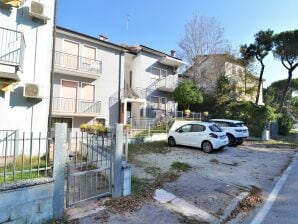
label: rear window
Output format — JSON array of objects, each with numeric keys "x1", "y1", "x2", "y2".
[
  {"x1": 235, "y1": 122, "x2": 245, "y2": 127},
  {"x1": 209, "y1": 124, "x2": 223, "y2": 132}
]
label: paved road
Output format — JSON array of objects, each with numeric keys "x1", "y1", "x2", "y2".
[{"x1": 258, "y1": 153, "x2": 298, "y2": 224}]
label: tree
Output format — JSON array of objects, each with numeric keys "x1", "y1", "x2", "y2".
[
  {"x1": 273, "y1": 30, "x2": 298, "y2": 111},
  {"x1": 179, "y1": 15, "x2": 231, "y2": 84},
  {"x1": 173, "y1": 80, "x2": 203, "y2": 110},
  {"x1": 240, "y1": 30, "x2": 273, "y2": 105}
]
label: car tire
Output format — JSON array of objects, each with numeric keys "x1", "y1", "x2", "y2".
[
  {"x1": 227, "y1": 134, "x2": 236, "y2": 146},
  {"x1": 236, "y1": 140, "x2": 243, "y2": 145},
  {"x1": 168, "y1": 137, "x2": 176, "y2": 147},
  {"x1": 202, "y1": 141, "x2": 213, "y2": 153}
]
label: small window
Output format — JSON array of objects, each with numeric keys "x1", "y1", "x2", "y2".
[
  {"x1": 177, "y1": 124, "x2": 192, "y2": 133},
  {"x1": 209, "y1": 124, "x2": 222, "y2": 132},
  {"x1": 151, "y1": 67, "x2": 160, "y2": 77},
  {"x1": 191, "y1": 124, "x2": 206, "y2": 132}
]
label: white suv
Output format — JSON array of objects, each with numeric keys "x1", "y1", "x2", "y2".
[{"x1": 209, "y1": 119, "x2": 249, "y2": 146}]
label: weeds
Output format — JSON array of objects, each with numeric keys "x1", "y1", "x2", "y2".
[{"x1": 171, "y1": 161, "x2": 192, "y2": 172}]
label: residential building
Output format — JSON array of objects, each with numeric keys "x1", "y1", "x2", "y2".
[
  {"x1": 183, "y1": 54, "x2": 264, "y2": 105},
  {"x1": 0, "y1": 0, "x2": 56, "y2": 134},
  {"x1": 120, "y1": 45, "x2": 184, "y2": 125},
  {"x1": 52, "y1": 27, "x2": 125, "y2": 132}
]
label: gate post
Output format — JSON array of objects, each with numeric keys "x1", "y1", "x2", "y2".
[
  {"x1": 112, "y1": 123, "x2": 123, "y2": 198},
  {"x1": 52, "y1": 123, "x2": 68, "y2": 218}
]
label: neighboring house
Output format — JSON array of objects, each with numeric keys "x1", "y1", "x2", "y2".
[
  {"x1": 183, "y1": 54, "x2": 264, "y2": 105},
  {"x1": 120, "y1": 45, "x2": 184, "y2": 125},
  {"x1": 0, "y1": 0, "x2": 56, "y2": 134},
  {"x1": 52, "y1": 27, "x2": 126, "y2": 132}
]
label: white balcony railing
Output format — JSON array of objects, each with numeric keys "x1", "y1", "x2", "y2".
[
  {"x1": 157, "y1": 75, "x2": 178, "y2": 92},
  {"x1": 0, "y1": 27, "x2": 25, "y2": 71},
  {"x1": 52, "y1": 97, "x2": 101, "y2": 115},
  {"x1": 54, "y1": 51, "x2": 102, "y2": 75}
]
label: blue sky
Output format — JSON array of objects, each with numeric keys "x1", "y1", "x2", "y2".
[{"x1": 56, "y1": 0, "x2": 298, "y2": 87}]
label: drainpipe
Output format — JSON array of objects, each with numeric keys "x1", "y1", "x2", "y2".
[
  {"x1": 47, "y1": 0, "x2": 58, "y2": 137},
  {"x1": 117, "y1": 51, "x2": 123, "y2": 123}
]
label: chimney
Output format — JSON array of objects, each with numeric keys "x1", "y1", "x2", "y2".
[
  {"x1": 99, "y1": 35, "x2": 109, "y2": 41},
  {"x1": 171, "y1": 50, "x2": 176, "y2": 57}
]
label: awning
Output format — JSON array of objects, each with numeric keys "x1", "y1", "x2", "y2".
[{"x1": 158, "y1": 56, "x2": 185, "y2": 67}]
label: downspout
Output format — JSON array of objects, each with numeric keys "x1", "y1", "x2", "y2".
[
  {"x1": 47, "y1": 0, "x2": 58, "y2": 136},
  {"x1": 117, "y1": 51, "x2": 123, "y2": 123}
]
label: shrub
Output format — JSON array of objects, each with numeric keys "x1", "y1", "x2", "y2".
[{"x1": 278, "y1": 114, "x2": 294, "y2": 136}]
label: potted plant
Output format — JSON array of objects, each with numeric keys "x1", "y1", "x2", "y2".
[{"x1": 80, "y1": 123, "x2": 88, "y2": 132}]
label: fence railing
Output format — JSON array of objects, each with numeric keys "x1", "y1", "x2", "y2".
[
  {"x1": 157, "y1": 75, "x2": 178, "y2": 90},
  {"x1": 0, "y1": 131, "x2": 53, "y2": 184},
  {"x1": 172, "y1": 111, "x2": 202, "y2": 120},
  {"x1": 0, "y1": 27, "x2": 25, "y2": 71},
  {"x1": 52, "y1": 97, "x2": 101, "y2": 114},
  {"x1": 55, "y1": 51, "x2": 102, "y2": 75}
]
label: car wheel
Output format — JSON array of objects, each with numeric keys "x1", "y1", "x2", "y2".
[
  {"x1": 236, "y1": 140, "x2": 243, "y2": 145},
  {"x1": 168, "y1": 137, "x2": 176, "y2": 147},
  {"x1": 202, "y1": 141, "x2": 213, "y2": 153},
  {"x1": 227, "y1": 134, "x2": 236, "y2": 146}
]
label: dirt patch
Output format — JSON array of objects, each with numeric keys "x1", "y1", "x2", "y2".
[
  {"x1": 223, "y1": 186, "x2": 263, "y2": 223},
  {"x1": 102, "y1": 171, "x2": 180, "y2": 214}
]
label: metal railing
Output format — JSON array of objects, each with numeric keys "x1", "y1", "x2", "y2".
[
  {"x1": 52, "y1": 97, "x2": 101, "y2": 114},
  {"x1": 54, "y1": 51, "x2": 102, "y2": 75},
  {"x1": 0, "y1": 131, "x2": 53, "y2": 183},
  {"x1": 0, "y1": 27, "x2": 25, "y2": 71},
  {"x1": 173, "y1": 111, "x2": 202, "y2": 120},
  {"x1": 157, "y1": 75, "x2": 178, "y2": 90}
]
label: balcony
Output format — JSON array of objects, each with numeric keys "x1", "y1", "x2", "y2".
[
  {"x1": 0, "y1": 27, "x2": 25, "y2": 82},
  {"x1": 157, "y1": 75, "x2": 178, "y2": 92},
  {"x1": 52, "y1": 97, "x2": 101, "y2": 117},
  {"x1": 54, "y1": 51, "x2": 102, "y2": 79}
]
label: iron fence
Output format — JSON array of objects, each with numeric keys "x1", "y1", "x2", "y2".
[
  {"x1": 55, "y1": 51, "x2": 102, "y2": 75},
  {"x1": 0, "y1": 131, "x2": 53, "y2": 184},
  {"x1": 66, "y1": 131, "x2": 114, "y2": 207},
  {"x1": 0, "y1": 27, "x2": 25, "y2": 71},
  {"x1": 52, "y1": 97, "x2": 101, "y2": 114}
]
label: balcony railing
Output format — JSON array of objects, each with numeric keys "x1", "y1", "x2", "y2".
[
  {"x1": 0, "y1": 27, "x2": 25, "y2": 71},
  {"x1": 157, "y1": 75, "x2": 178, "y2": 92},
  {"x1": 54, "y1": 51, "x2": 102, "y2": 75},
  {"x1": 52, "y1": 97, "x2": 101, "y2": 115}
]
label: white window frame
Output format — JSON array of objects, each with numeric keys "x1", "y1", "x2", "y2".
[{"x1": 151, "y1": 67, "x2": 167, "y2": 79}]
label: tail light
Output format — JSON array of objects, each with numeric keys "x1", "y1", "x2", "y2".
[{"x1": 209, "y1": 133, "x2": 218, "y2": 138}]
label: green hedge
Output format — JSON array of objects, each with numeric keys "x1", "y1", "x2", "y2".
[
  {"x1": 277, "y1": 115, "x2": 294, "y2": 136},
  {"x1": 219, "y1": 101, "x2": 276, "y2": 137}
]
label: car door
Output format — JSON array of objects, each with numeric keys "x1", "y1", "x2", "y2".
[
  {"x1": 174, "y1": 124, "x2": 192, "y2": 145},
  {"x1": 188, "y1": 124, "x2": 207, "y2": 147}
]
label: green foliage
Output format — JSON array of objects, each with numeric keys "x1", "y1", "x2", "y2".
[
  {"x1": 171, "y1": 162, "x2": 192, "y2": 172},
  {"x1": 80, "y1": 123, "x2": 107, "y2": 134},
  {"x1": 277, "y1": 114, "x2": 294, "y2": 136},
  {"x1": 174, "y1": 80, "x2": 203, "y2": 110},
  {"x1": 221, "y1": 101, "x2": 276, "y2": 137}
]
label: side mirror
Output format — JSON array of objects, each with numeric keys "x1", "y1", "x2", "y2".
[{"x1": 177, "y1": 129, "x2": 183, "y2": 133}]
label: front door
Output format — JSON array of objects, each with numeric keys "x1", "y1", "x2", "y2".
[{"x1": 61, "y1": 80, "x2": 78, "y2": 113}]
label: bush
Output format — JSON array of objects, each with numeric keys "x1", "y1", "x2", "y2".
[
  {"x1": 220, "y1": 101, "x2": 276, "y2": 137},
  {"x1": 278, "y1": 115, "x2": 294, "y2": 136}
]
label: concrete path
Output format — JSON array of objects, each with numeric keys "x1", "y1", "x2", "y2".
[{"x1": 251, "y1": 153, "x2": 298, "y2": 224}]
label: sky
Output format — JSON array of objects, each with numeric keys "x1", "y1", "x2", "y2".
[{"x1": 56, "y1": 0, "x2": 298, "y2": 87}]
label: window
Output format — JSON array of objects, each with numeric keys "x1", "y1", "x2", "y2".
[
  {"x1": 150, "y1": 96, "x2": 159, "y2": 109},
  {"x1": 191, "y1": 124, "x2": 206, "y2": 132},
  {"x1": 81, "y1": 83, "x2": 95, "y2": 102},
  {"x1": 209, "y1": 124, "x2": 222, "y2": 132},
  {"x1": 151, "y1": 67, "x2": 167, "y2": 79},
  {"x1": 177, "y1": 124, "x2": 192, "y2": 133}
]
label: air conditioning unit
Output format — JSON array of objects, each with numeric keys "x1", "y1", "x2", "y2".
[
  {"x1": 23, "y1": 83, "x2": 43, "y2": 99},
  {"x1": 29, "y1": 1, "x2": 50, "y2": 23}
]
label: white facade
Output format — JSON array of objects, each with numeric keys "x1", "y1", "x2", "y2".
[
  {"x1": 52, "y1": 27, "x2": 125, "y2": 132},
  {"x1": 0, "y1": 0, "x2": 56, "y2": 134}
]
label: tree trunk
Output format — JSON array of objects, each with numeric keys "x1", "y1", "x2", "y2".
[
  {"x1": 255, "y1": 62, "x2": 264, "y2": 105},
  {"x1": 278, "y1": 69, "x2": 293, "y2": 112}
]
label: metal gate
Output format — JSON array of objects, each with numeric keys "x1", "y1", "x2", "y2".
[{"x1": 65, "y1": 131, "x2": 114, "y2": 207}]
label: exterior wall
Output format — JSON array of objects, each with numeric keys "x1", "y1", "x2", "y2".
[
  {"x1": 0, "y1": 182, "x2": 54, "y2": 224},
  {"x1": 0, "y1": 0, "x2": 55, "y2": 134},
  {"x1": 54, "y1": 31, "x2": 124, "y2": 126}
]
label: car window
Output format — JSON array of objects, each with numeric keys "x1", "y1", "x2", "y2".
[
  {"x1": 215, "y1": 121, "x2": 228, "y2": 127},
  {"x1": 190, "y1": 124, "x2": 206, "y2": 132},
  {"x1": 235, "y1": 122, "x2": 245, "y2": 127},
  {"x1": 209, "y1": 124, "x2": 223, "y2": 132},
  {"x1": 177, "y1": 124, "x2": 192, "y2": 133}
]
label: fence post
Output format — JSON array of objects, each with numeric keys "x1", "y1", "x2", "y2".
[
  {"x1": 52, "y1": 123, "x2": 68, "y2": 219},
  {"x1": 112, "y1": 123, "x2": 124, "y2": 198},
  {"x1": 125, "y1": 129, "x2": 128, "y2": 162}
]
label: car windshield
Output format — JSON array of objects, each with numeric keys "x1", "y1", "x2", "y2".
[{"x1": 209, "y1": 124, "x2": 223, "y2": 132}]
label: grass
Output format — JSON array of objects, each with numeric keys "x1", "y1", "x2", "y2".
[
  {"x1": 131, "y1": 176, "x2": 150, "y2": 194},
  {"x1": 0, "y1": 155, "x2": 49, "y2": 184},
  {"x1": 144, "y1": 166, "x2": 161, "y2": 177},
  {"x1": 171, "y1": 161, "x2": 192, "y2": 172},
  {"x1": 128, "y1": 141, "x2": 170, "y2": 162},
  {"x1": 134, "y1": 128, "x2": 168, "y2": 137}
]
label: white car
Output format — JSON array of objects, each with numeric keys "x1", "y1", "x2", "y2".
[
  {"x1": 168, "y1": 121, "x2": 228, "y2": 153},
  {"x1": 209, "y1": 119, "x2": 249, "y2": 146}
]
